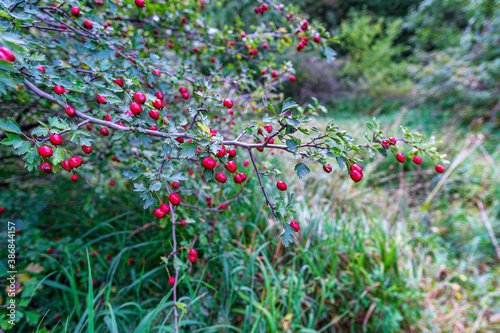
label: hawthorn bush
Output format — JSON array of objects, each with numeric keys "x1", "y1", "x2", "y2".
[{"x1": 1, "y1": 0, "x2": 448, "y2": 331}]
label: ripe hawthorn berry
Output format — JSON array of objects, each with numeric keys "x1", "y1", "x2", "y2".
[
  {"x1": 256, "y1": 142, "x2": 264, "y2": 152},
  {"x1": 234, "y1": 174, "x2": 243, "y2": 183},
  {"x1": 154, "y1": 208, "x2": 166, "y2": 218},
  {"x1": 276, "y1": 181, "x2": 287, "y2": 191},
  {"x1": 100, "y1": 127, "x2": 109, "y2": 136},
  {"x1": 130, "y1": 102, "x2": 142, "y2": 114},
  {"x1": 128, "y1": 258, "x2": 134, "y2": 265},
  {"x1": 150, "y1": 125, "x2": 157, "y2": 131},
  {"x1": 169, "y1": 193, "x2": 181, "y2": 205},
  {"x1": 40, "y1": 162, "x2": 52, "y2": 174},
  {"x1": 350, "y1": 164, "x2": 362, "y2": 173},
  {"x1": 223, "y1": 99, "x2": 233, "y2": 108},
  {"x1": 215, "y1": 172, "x2": 227, "y2": 183},
  {"x1": 225, "y1": 161, "x2": 237, "y2": 173},
  {"x1": 435, "y1": 164, "x2": 445, "y2": 173},
  {"x1": 172, "y1": 182, "x2": 179, "y2": 188},
  {"x1": 228, "y1": 148, "x2": 237, "y2": 158},
  {"x1": 349, "y1": 170, "x2": 363, "y2": 183},
  {"x1": 389, "y1": 137, "x2": 397, "y2": 144},
  {"x1": 133, "y1": 92, "x2": 146, "y2": 104},
  {"x1": 84, "y1": 20, "x2": 93, "y2": 29},
  {"x1": 180, "y1": 220, "x2": 187, "y2": 226},
  {"x1": 134, "y1": 0, "x2": 145, "y2": 7},
  {"x1": 71, "y1": 174, "x2": 78, "y2": 182},
  {"x1": 68, "y1": 156, "x2": 82, "y2": 168},
  {"x1": 53, "y1": 85, "x2": 64, "y2": 95},
  {"x1": 70, "y1": 6, "x2": 80, "y2": 16},
  {"x1": 61, "y1": 160, "x2": 72, "y2": 171},
  {"x1": 38, "y1": 145, "x2": 53, "y2": 158},
  {"x1": 104, "y1": 114, "x2": 112, "y2": 121},
  {"x1": 149, "y1": 109, "x2": 160, "y2": 119},
  {"x1": 114, "y1": 78, "x2": 124, "y2": 87},
  {"x1": 152, "y1": 99, "x2": 164, "y2": 110},
  {"x1": 49, "y1": 134, "x2": 62, "y2": 145},
  {"x1": 216, "y1": 145, "x2": 226, "y2": 157},
  {"x1": 152, "y1": 69, "x2": 161, "y2": 76},
  {"x1": 97, "y1": 95, "x2": 106, "y2": 104},
  {"x1": 155, "y1": 91, "x2": 164, "y2": 99},
  {"x1": 110, "y1": 181, "x2": 115, "y2": 186},
  {"x1": 323, "y1": 163, "x2": 332, "y2": 173},
  {"x1": 202, "y1": 157, "x2": 216, "y2": 170},
  {"x1": 188, "y1": 255, "x2": 197, "y2": 263},
  {"x1": 239, "y1": 173, "x2": 247, "y2": 181},
  {"x1": 47, "y1": 247, "x2": 54, "y2": 254},
  {"x1": 0, "y1": 47, "x2": 15, "y2": 61},
  {"x1": 168, "y1": 277, "x2": 175, "y2": 285},
  {"x1": 396, "y1": 153, "x2": 406, "y2": 163},
  {"x1": 243, "y1": 160, "x2": 249, "y2": 167},
  {"x1": 290, "y1": 75, "x2": 296, "y2": 81},
  {"x1": 290, "y1": 221, "x2": 300, "y2": 232},
  {"x1": 65, "y1": 107, "x2": 76, "y2": 117},
  {"x1": 160, "y1": 203, "x2": 170, "y2": 214},
  {"x1": 189, "y1": 249, "x2": 198, "y2": 256},
  {"x1": 412, "y1": 156, "x2": 422, "y2": 165}
]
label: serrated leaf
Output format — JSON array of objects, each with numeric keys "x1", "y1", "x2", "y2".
[
  {"x1": 0, "y1": 118, "x2": 22, "y2": 134},
  {"x1": 280, "y1": 222, "x2": 296, "y2": 247},
  {"x1": 31, "y1": 127, "x2": 48, "y2": 137},
  {"x1": 52, "y1": 148, "x2": 65, "y2": 165},
  {"x1": 180, "y1": 142, "x2": 197, "y2": 159},
  {"x1": 149, "y1": 182, "x2": 162, "y2": 192},
  {"x1": 197, "y1": 121, "x2": 210, "y2": 135},
  {"x1": 286, "y1": 139, "x2": 298, "y2": 152},
  {"x1": 294, "y1": 163, "x2": 310, "y2": 179}
]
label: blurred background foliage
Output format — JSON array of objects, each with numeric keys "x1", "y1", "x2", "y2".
[{"x1": 1, "y1": 0, "x2": 499, "y2": 332}]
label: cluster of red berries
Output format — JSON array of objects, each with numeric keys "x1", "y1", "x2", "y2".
[
  {"x1": 349, "y1": 163, "x2": 363, "y2": 183},
  {"x1": 153, "y1": 193, "x2": 181, "y2": 219},
  {"x1": 188, "y1": 248, "x2": 198, "y2": 263},
  {"x1": 253, "y1": 3, "x2": 268, "y2": 14}
]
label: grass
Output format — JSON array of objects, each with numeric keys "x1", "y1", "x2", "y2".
[{"x1": 0, "y1": 98, "x2": 499, "y2": 332}]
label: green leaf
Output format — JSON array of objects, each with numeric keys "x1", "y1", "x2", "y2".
[
  {"x1": 52, "y1": 148, "x2": 65, "y2": 165},
  {"x1": 280, "y1": 222, "x2": 297, "y2": 247},
  {"x1": 294, "y1": 163, "x2": 310, "y2": 179},
  {"x1": 149, "y1": 182, "x2": 161, "y2": 192},
  {"x1": 179, "y1": 142, "x2": 197, "y2": 159},
  {"x1": 266, "y1": 100, "x2": 276, "y2": 116},
  {"x1": 31, "y1": 127, "x2": 49, "y2": 137},
  {"x1": 281, "y1": 98, "x2": 298, "y2": 114},
  {"x1": 0, "y1": 118, "x2": 22, "y2": 134},
  {"x1": 285, "y1": 139, "x2": 298, "y2": 152}
]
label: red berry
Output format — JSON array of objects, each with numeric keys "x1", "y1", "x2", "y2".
[
  {"x1": 243, "y1": 160, "x2": 249, "y2": 167},
  {"x1": 349, "y1": 170, "x2": 363, "y2": 183},
  {"x1": 290, "y1": 75, "x2": 296, "y2": 81},
  {"x1": 38, "y1": 65, "x2": 45, "y2": 73},
  {"x1": 109, "y1": 181, "x2": 115, "y2": 186},
  {"x1": 202, "y1": 157, "x2": 216, "y2": 170},
  {"x1": 256, "y1": 142, "x2": 264, "y2": 152},
  {"x1": 181, "y1": 92, "x2": 189, "y2": 100},
  {"x1": 38, "y1": 145, "x2": 53, "y2": 158},
  {"x1": 61, "y1": 160, "x2": 72, "y2": 171},
  {"x1": 172, "y1": 182, "x2": 179, "y2": 188},
  {"x1": 215, "y1": 172, "x2": 227, "y2": 183},
  {"x1": 133, "y1": 92, "x2": 146, "y2": 104},
  {"x1": 216, "y1": 145, "x2": 226, "y2": 157},
  {"x1": 128, "y1": 258, "x2": 134, "y2": 265},
  {"x1": 71, "y1": 174, "x2": 78, "y2": 182},
  {"x1": 149, "y1": 110, "x2": 160, "y2": 119},
  {"x1": 65, "y1": 107, "x2": 76, "y2": 117},
  {"x1": 152, "y1": 69, "x2": 161, "y2": 76},
  {"x1": 154, "y1": 208, "x2": 166, "y2": 218},
  {"x1": 152, "y1": 99, "x2": 164, "y2": 110},
  {"x1": 223, "y1": 99, "x2": 233, "y2": 108},
  {"x1": 189, "y1": 249, "x2": 198, "y2": 256},
  {"x1": 180, "y1": 220, "x2": 187, "y2": 226},
  {"x1": 412, "y1": 156, "x2": 422, "y2": 165},
  {"x1": 389, "y1": 137, "x2": 397, "y2": 144},
  {"x1": 276, "y1": 181, "x2": 287, "y2": 191},
  {"x1": 83, "y1": 20, "x2": 93, "y2": 29},
  {"x1": 290, "y1": 221, "x2": 300, "y2": 232},
  {"x1": 396, "y1": 153, "x2": 406, "y2": 163},
  {"x1": 114, "y1": 78, "x2": 124, "y2": 87},
  {"x1": 130, "y1": 102, "x2": 142, "y2": 115},
  {"x1": 239, "y1": 173, "x2": 247, "y2": 181},
  {"x1": 82, "y1": 145, "x2": 93, "y2": 154},
  {"x1": 323, "y1": 163, "x2": 332, "y2": 173},
  {"x1": 227, "y1": 149, "x2": 237, "y2": 158},
  {"x1": 225, "y1": 161, "x2": 237, "y2": 173},
  {"x1": 134, "y1": 0, "x2": 145, "y2": 7},
  {"x1": 188, "y1": 255, "x2": 197, "y2": 263},
  {"x1": 49, "y1": 134, "x2": 62, "y2": 145},
  {"x1": 100, "y1": 127, "x2": 109, "y2": 136},
  {"x1": 47, "y1": 247, "x2": 54, "y2": 254},
  {"x1": 155, "y1": 91, "x2": 164, "y2": 99},
  {"x1": 40, "y1": 162, "x2": 52, "y2": 174},
  {"x1": 179, "y1": 86, "x2": 187, "y2": 93},
  {"x1": 234, "y1": 174, "x2": 243, "y2": 183},
  {"x1": 104, "y1": 114, "x2": 112, "y2": 121},
  {"x1": 169, "y1": 193, "x2": 181, "y2": 205},
  {"x1": 97, "y1": 95, "x2": 106, "y2": 104},
  {"x1": 0, "y1": 47, "x2": 15, "y2": 62},
  {"x1": 350, "y1": 163, "x2": 363, "y2": 173},
  {"x1": 435, "y1": 164, "x2": 445, "y2": 173},
  {"x1": 160, "y1": 203, "x2": 170, "y2": 214},
  {"x1": 70, "y1": 6, "x2": 80, "y2": 16},
  {"x1": 150, "y1": 125, "x2": 157, "y2": 131},
  {"x1": 168, "y1": 277, "x2": 175, "y2": 285},
  {"x1": 68, "y1": 156, "x2": 81, "y2": 168},
  {"x1": 53, "y1": 85, "x2": 64, "y2": 95}
]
